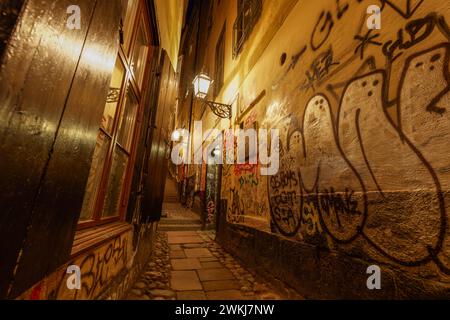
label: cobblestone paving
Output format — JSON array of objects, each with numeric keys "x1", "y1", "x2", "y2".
[{"x1": 126, "y1": 230, "x2": 286, "y2": 300}]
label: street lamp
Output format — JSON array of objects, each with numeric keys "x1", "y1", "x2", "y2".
[
  {"x1": 171, "y1": 129, "x2": 181, "y2": 142},
  {"x1": 192, "y1": 73, "x2": 232, "y2": 119},
  {"x1": 192, "y1": 73, "x2": 211, "y2": 99}
]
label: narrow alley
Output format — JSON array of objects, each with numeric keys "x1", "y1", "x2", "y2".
[
  {"x1": 126, "y1": 203, "x2": 292, "y2": 300},
  {"x1": 2, "y1": 0, "x2": 450, "y2": 304}
]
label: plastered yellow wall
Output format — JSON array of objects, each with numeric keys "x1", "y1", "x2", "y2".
[{"x1": 200, "y1": 0, "x2": 450, "y2": 278}]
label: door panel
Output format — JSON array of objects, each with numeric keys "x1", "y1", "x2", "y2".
[{"x1": 0, "y1": 0, "x2": 123, "y2": 298}]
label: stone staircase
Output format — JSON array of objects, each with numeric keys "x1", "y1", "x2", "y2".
[
  {"x1": 163, "y1": 177, "x2": 179, "y2": 203},
  {"x1": 160, "y1": 178, "x2": 203, "y2": 231},
  {"x1": 158, "y1": 217, "x2": 203, "y2": 231},
  {"x1": 164, "y1": 194, "x2": 179, "y2": 203}
]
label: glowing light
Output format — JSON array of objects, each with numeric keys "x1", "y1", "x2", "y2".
[
  {"x1": 213, "y1": 147, "x2": 221, "y2": 157},
  {"x1": 193, "y1": 73, "x2": 212, "y2": 99},
  {"x1": 171, "y1": 130, "x2": 181, "y2": 142}
]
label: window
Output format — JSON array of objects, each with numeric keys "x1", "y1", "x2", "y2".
[
  {"x1": 131, "y1": 14, "x2": 150, "y2": 88},
  {"x1": 232, "y1": 0, "x2": 262, "y2": 58},
  {"x1": 122, "y1": 0, "x2": 139, "y2": 52},
  {"x1": 214, "y1": 24, "x2": 226, "y2": 97},
  {"x1": 206, "y1": 2, "x2": 214, "y2": 40},
  {"x1": 79, "y1": 0, "x2": 151, "y2": 229}
]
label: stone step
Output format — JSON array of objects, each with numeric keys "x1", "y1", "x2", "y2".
[
  {"x1": 164, "y1": 195, "x2": 178, "y2": 199},
  {"x1": 159, "y1": 218, "x2": 202, "y2": 225},
  {"x1": 158, "y1": 224, "x2": 203, "y2": 231}
]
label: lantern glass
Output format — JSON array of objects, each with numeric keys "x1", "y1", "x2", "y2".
[
  {"x1": 171, "y1": 130, "x2": 181, "y2": 142},
  {"x1": 193, "y1": 73, "x2": 212, "y2": 99}
]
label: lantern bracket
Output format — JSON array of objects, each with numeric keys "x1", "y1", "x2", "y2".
[
  {"x1": 192, "y1": 73, "x2": 232, "y2": 119},
  {"x1": 201, "y1": 100, "x2": 232, "y2": 119}
]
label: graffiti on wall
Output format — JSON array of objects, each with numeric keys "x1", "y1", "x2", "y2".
[
  {"x1": 228, "y1": 187, "x2": 245, "y2": 224},
  {"x1": 222, "y1": 113, "x2": 271, "y2": 227},
  {"x1": 265, "y1": 1, "x2": 450, "y2": 275},
  {"x1": 20, "y1": 231, "x2": 132, "y2": 300},
  {"x1": 218, "y1": 0, "x2": 450, "y2": 274},
  {"x1": 205, "y1": 164, "x2": 220, "y2": 225},
  {"x1": 230, "y1": 164, "x2": 269, "y2": 223}
]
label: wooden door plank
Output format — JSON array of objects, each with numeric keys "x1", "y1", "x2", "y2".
[
  {"x1": 0, "y1": 0, "x2": 97, "y2": 298},
  {"x1": 9, "y1": 0, "x2": 122, "y2": 297}
]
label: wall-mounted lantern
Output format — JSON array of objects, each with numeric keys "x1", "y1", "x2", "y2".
[
  {"x1": 171, "y1": 129, "x2": 181, "y2": 142},
  {"x1": 192, "y1": 73, "x2": 232, "y2": 119}
]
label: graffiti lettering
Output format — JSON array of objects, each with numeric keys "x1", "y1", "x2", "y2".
[
  {"x1": 383, "y1": 14, "x2": 450, "y2": 63},
  {"x1": 301, "y1": 48, "x2": 340, "y2": 91},
  {"x1": 234, "y1": 163, "x2": 258, "y2": 176},
  {"x1": 228, "y1": 188, "x2": 245, "y2": 223},
  {"x1": 354, "y1": 29, "x2": 382, "y2": 60},
  {"x1": 50, "y1": 236, "x2": 128, "y2": 299},
  {"x1": 380, "y1": 0, "x2": 424, "y2": 20},
  {"x1": 311, "y1": 11, "x2": 334, "y2": 51},
  {"x1": 239, "y1": 173, "x2": 259, "y2": 188}
]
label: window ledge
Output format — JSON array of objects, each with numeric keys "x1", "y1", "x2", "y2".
[{"x1": 71, "y1": 222, "x2": 132, "y2": 258}]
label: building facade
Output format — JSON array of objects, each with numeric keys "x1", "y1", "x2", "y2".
[
  {"x1": 0, "y1": 0, "x2": 183, "y2": 299},
  {"x1": 3, "y1": 0, "x2": 450, "y2": 300},
  {"x1": 176, "y1": 0, "x2": 450, "y2": 299}
]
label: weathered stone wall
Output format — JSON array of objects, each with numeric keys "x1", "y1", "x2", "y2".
[
  {"x1": 217, "y1": 209, "x2": 450, "y2": 299},
  {"x1": 215, "y1": 0, "x2": 450, "y2": 298}
]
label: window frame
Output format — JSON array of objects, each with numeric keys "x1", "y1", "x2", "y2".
[
  {"x1": 78, "y1": 0, "x2": 152, "y2": 230},
  {"x1": 214, "y1": 23, "x2": 226, "y2": 98},
  {"x1": 232, "y1": 0, "x2": 262, "y2": 58}
]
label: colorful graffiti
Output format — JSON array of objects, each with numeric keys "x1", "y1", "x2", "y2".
[{"x1": 222, "y1": 118, "x2": 271, "y2": 228}]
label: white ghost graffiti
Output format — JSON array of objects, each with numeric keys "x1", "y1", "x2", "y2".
[
  {"x1": 300, "y1": 94, "x2": 366, "y2": 243},
  {"x1": 338, "y1": 70, "x2": 444, "y2": 264}
]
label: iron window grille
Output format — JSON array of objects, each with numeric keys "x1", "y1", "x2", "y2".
[{"x1": 232, "y1": 0, "x2": 262, "y2": 58}]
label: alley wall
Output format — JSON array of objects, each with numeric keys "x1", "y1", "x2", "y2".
[{"x1": 206, "y1": 0, "x2": 450, "y2": 298}]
